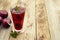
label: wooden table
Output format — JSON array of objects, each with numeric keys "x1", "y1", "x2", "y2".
[
  {"x1": 9, "y1": 0, "x2": 51, "y2": 40},
  {"x1": 0, "y1": 0, "x2": 51, "y2": 40}
]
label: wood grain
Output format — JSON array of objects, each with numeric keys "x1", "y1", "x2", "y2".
[
  {"x1": 45, "y1": 0, "x2": 60, "y2": 40},
  {"x1": 36, "y1": 0, "x2": 51, "y2": 40},
  {"x1": 9, "y1": 0, "x2": 51, "y2": 40}
]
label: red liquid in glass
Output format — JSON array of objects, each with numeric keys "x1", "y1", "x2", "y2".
[{"x1": 11, "y1": 7, "x2": 25, "y2": 30}]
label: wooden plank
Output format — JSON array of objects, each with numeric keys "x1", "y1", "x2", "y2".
[
  {"x1": 9, "y1": 0, "x2": 36, "y2": 40},
  {"x1": 36, "y1": 0, "x2": 51, "y2": 40},
  {"x1": 0, "y1": 27, "x2": 11, "y2": 40},
  {"x1": 45, "y1": 0, "x2": 60, "y2": 40}
]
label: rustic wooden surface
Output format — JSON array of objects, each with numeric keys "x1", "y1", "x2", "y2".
[
  {"x1": 9, "y1": 0, "x2": 51, "y2": 40},
  {"x1": 45, "y1": 0, "x2": 60, "y2": 40},
  {"x1": 0, "y1": 0, "x2": 51, "y2": 40},
  {"x1": 36, "y1": 0, "x2": 51, "y2": 40}
]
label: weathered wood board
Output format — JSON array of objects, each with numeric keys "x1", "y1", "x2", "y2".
[
  {"x1": 36, "y1": 0, "x2": 51, "y2": 40},
  {"x1": 45, "y1": 0, "x2": 60, "y2": 40},
  {"x1": 9, "y1": 0, "x2": 51, "y2": 40},
  {"x1": 0, "y1": 0, "x2": 52, "y2": 40}
]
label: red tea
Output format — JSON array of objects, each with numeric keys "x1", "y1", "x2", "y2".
[{"x1": 11, "y1": 6, "x2": 25, "y2": 30}]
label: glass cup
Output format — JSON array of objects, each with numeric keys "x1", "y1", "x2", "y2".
[{"x1": 11, "y1": 6, "x2": 25, "y2": 32}]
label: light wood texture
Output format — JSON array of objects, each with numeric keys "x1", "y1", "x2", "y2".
[
  {"x1": 0, "y1": 0, "x2": 51, "y2": 40},
  {"x1": 9, "y1": 0, "x2": 51, "y2": 40},
  {"x1": 36, "y1": 0, "x2": 51, "y2": 40},
  {"x1": 45, "y1": 0, "x2": 60, "y2": 40},
  {"x1": 0, "y1": 27, "x2": 11, "y2": 40}
]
